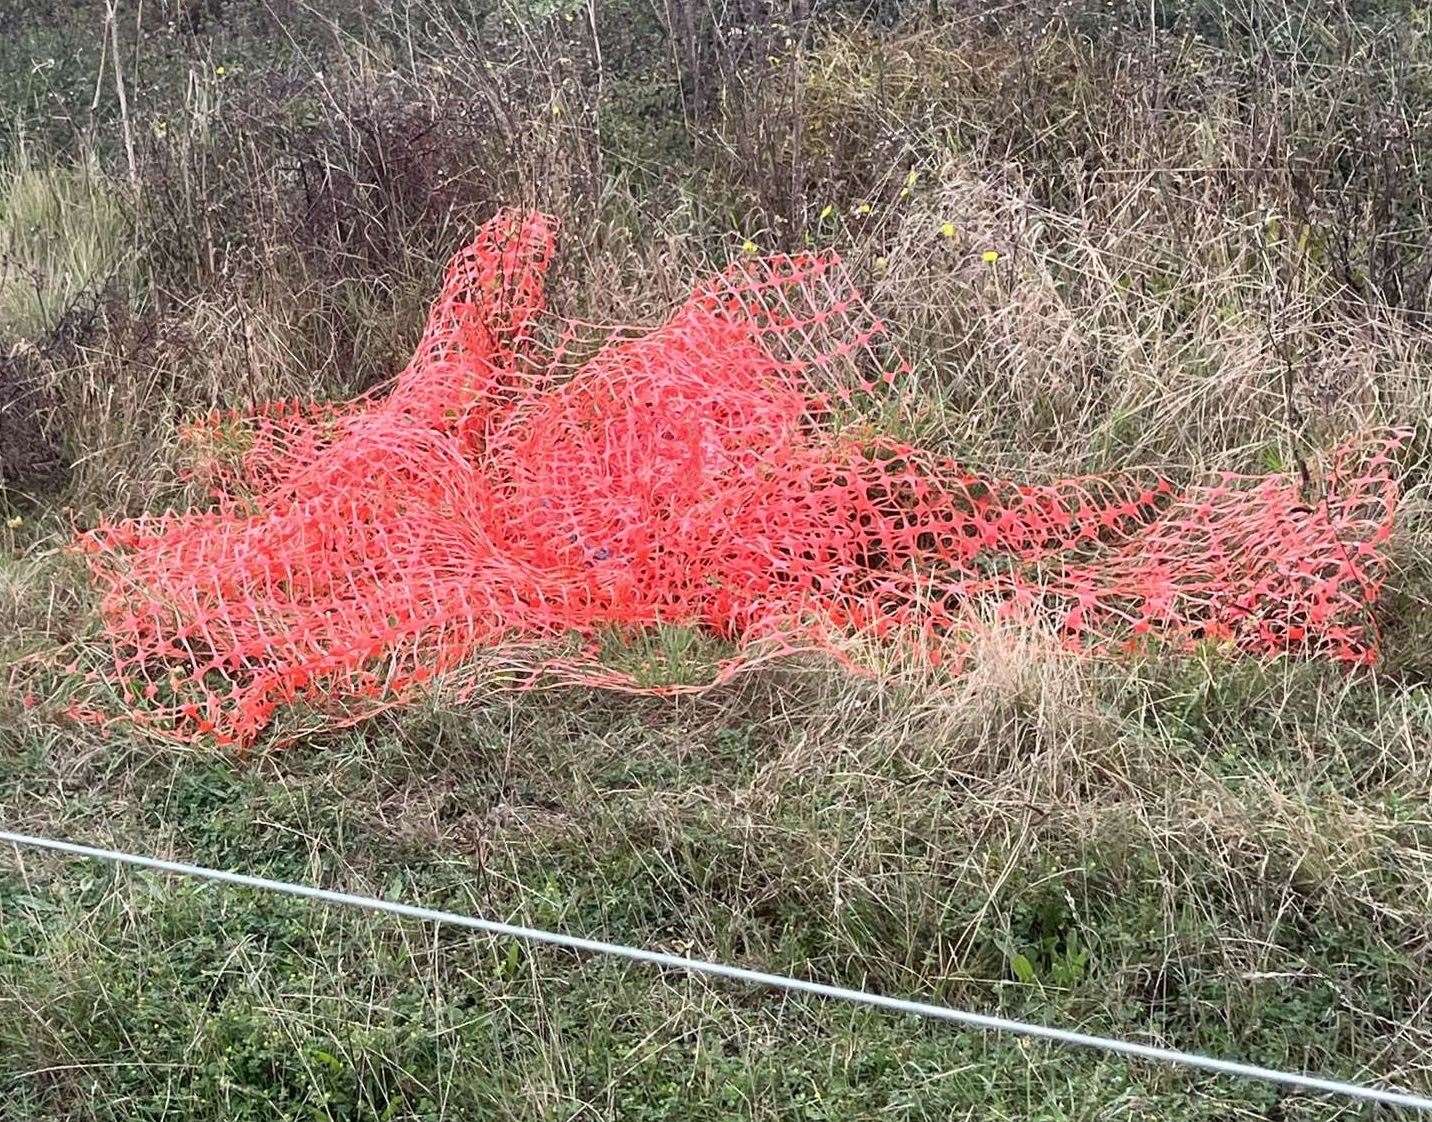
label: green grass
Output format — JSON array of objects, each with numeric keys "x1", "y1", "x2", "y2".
[
  {"x1": 595, "y1": 624, "x2": 739, "y2": 688},
  {"x1": 3, "y1": 651, "x2": 1431, "y2": 1118},
  {"x1": 0, "y1": 147, "x2": 128, "y2": 339}
]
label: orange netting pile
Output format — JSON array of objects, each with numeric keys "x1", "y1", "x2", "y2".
[{"x1": 76, "y1": 210, "x2": 1405, "y2": 746}]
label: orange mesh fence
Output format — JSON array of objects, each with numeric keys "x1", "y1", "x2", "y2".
[{"x1": 75, "y1": 210, "x2": 1407, "y2": 746}]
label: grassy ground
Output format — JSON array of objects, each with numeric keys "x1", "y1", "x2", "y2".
[{"x1": 3, "y1": 0, "x2": 1432, "y2": 1118}]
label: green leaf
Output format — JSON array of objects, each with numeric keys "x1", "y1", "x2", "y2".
[{"x1": 310, "y1": 1048, "x2": 343, "y2": 1073}]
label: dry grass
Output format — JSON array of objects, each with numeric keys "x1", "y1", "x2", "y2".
[{"x1": 0, "y1": 145, "x2": 129, "y2": 341}]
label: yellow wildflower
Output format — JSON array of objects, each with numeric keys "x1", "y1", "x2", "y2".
[{"x1": 982, "y1": 250, "x2": 1000, "y2": 264}]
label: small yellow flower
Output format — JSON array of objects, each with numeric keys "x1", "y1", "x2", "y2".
[
  {"x1": 904, "y1": 169, "x2": 920, "y2": 188},
  {"x1": 5, "y1": 515, "x2": 21, "y2": 529},
  {"x1": 215, "y1": 65, "x2": 226, "y2": 77},
  {"x1": 853, "y1": 202, "x2": 871, "y2": 216},
  {"x1": 742, "y1": 239, "x2": 759, "y2": 255},
  {"x1": 982, "y1": 249, "x2": 1001, "y2": 264},
  {"x1": 818, "y1": 204, "x2": 835, "y2": 221},
  {"x1": 939, "y1": 222, "x2": 956, "y2": 239}
]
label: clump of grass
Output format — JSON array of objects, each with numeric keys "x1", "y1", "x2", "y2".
[
  {"x1": 597, "y1": 623, "x2": 739, "y2": 688},
  {"x1": 0, "y1": 144, "x2": 129, "y2": 341}
]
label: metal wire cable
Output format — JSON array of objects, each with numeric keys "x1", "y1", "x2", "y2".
[{"x1": 3, "y1": 827, "x2": 1430, "y2": 1113}]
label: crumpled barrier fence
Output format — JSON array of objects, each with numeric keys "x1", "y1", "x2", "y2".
[{"x1": 76, "y1": 209, "x2": 1406, "y2": 745}]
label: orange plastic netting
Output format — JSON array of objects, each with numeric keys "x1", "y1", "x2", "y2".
[{"x1": 77, "y1": 209, "x2": 1406, "y2": 745}]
